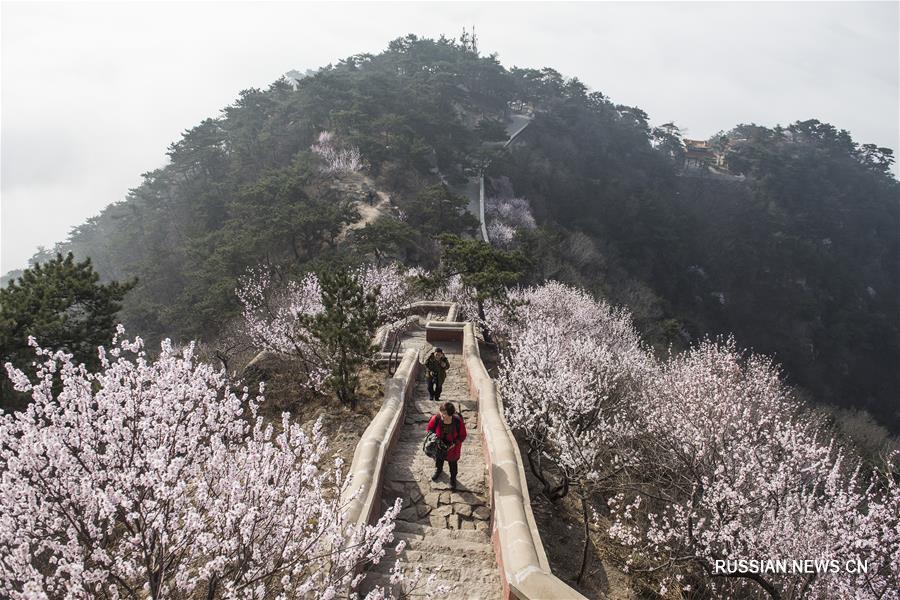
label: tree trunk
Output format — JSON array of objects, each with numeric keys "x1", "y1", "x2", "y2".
[{"x1": 578, "y1": 489, "x2": 590, "y2": 585}]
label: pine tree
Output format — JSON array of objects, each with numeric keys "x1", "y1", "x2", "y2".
[
  {"x1": 304, "y1": 268, "x2": 379, "y2": 407},
  {"x1": 433, "y1": 234, "x2": 529, "y2": 324},
  {"x1": 1, "y1": 253, "x2": 135, "y2": 410}
]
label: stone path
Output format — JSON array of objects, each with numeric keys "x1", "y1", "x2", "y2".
[
  {"x1": 334, "y1": 173, "x2": 392, "y2": 240},
  {"x1": 362, "y1": 339, "x2": 502, "y2": 599}
]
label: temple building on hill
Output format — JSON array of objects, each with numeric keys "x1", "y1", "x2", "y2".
[{"x1": 683, "y1": 138, "x2": 727, "y2": 169}]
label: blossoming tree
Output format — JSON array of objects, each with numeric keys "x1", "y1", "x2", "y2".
[
  {"x1": 0, "y1": 330, "x2": 415, "y2": 599},
  {"x1": 355, "y1": 263, "x2": 416, "y2": 325},
  {"x1": 607, "y1": 339, "x2": 900, "y2": 599},
  {"x1": 492, "y1": 282, "x2": 651, "y2": 582},
  {"x1": 311, "y1": 131, "x2": 364, "y2": 174},
  {"x1": 237, "y1": 264, "x2": 416, "y2": 400},
  {"x1": 237, "y1": 267, "x2": 328, "y2": 394},
  {"x1": 491, "y1": 281, "x2": 899, "y2": 597},
  {"x1": 484, "y1": 176, "x2": 536, "y2": 248}
]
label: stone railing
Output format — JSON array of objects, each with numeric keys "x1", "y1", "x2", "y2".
[
  {"x1": 479, "y1": 174, "x2": 490, "y2": 243},
  {"x1": 424, "y1": 319, "x2": 465, "y2": 343},
  {"x1": 342, "y1": 348, "x2": 420, "y2": 528},
  {"x1": 461, "y1": 322, "x2": 587, "y2": 600},
  {"x1": 374, "y1": 302, "x2": 460, "y2": 360},
  {"x1": 406, "y1": 300, "x2": 459, "y2": 322}
]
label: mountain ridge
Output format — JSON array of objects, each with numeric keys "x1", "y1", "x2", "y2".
[{"x1": 4, "y1": 33, "x2": 898, "y2": 432}]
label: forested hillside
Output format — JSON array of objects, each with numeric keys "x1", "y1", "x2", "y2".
[{"x1": 8, "y1": 33, "x2": 899, "y2": 431}]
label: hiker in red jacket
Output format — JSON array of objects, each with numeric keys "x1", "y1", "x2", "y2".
[{"x1": 426, "y1": 402, "x2": 467, "y2": 489}]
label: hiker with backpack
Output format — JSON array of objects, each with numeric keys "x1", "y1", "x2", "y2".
[
  {"x1": 425, "y1": 347, "x2": 450, "y2": 401},
  {"x1": 425, "y1": 402, "x2": 466, "y2": 489}
]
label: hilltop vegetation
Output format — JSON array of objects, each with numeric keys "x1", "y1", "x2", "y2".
[{"x1": 7, "y1": 33, "x2": 899, "y2": 433}]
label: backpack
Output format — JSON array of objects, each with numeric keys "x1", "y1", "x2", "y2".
[
  {"x1": 423, "y1": 431, "x2": 450, "y2": 460},
  {"x1": 422, "y1": 415, "x2": 459, "y2": 459}
]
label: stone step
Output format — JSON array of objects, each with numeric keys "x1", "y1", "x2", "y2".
[
  {"x1": 383, "y1": 482, "x2": 489, "y2": 507},
  {"x1": 383, "y1": 468, "x2": 487, "y2": 493},
  {"x1": 412, "y1": 380, "x2": 469, "y2": 390},
  {"x1": 361, "y1": 571, "x2": 502, "y2": 599},
  {"x1": 411, "y1": 383, "x2": 470, "y2": 392},
  {"x1": 388, "y1": 444, "x2": 484, "y2": 459},
  {"x1": 392, "y1": 529, "x2": 495, "y2": 556},
  {"x1": 388, "y1": 453, "x2": 485, "y2": 471},
  {"x1": 393, "y1": 519, "x2": 491, "y2": 542},
  {"x1": 411, "y1": 393, "x2": 470, "y2": 402},
  {"x1": 413, "y1": 378, "x2": 468, "y2": 385},
  {"x1": 367, "y1": 565, "x2": 501, "y2": 589},
  {"x1": 385, "y1": 458, "x2": 487, "y2": 476},
  {"x1": 393, "y1": 439, "x2": 482, "y2": 452},
  {"x1": 386, "y1": 548, "x2": 496, "y2": 572},
  {"x1": 384, "y1": 500, "x2": 491, "y2": 531},
  {"x1": 366, "y1": 558, "x2": 502, "y2": 586},
  {"x1": 396, "y1": 435, "x2": 485, "y2": 450}
]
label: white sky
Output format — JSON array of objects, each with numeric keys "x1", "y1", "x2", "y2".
[{"x1": 2, "y1": 1, "x2": 898, "y2": 273}]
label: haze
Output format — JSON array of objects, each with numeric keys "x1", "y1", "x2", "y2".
[{"x1": 2, "y1": 1, "x2": 898, "y2": 273}]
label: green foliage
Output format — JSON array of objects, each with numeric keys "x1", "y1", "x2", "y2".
[
  {"x1": 0, "y1": 253, "x2": 135, "y2": 410},
  {"x1": 431, "y1": 234, "x2": 529, "y2": 323},
  {"x1": 351, "y1": 216, "x2": 429, "y2": 266},
  {"x1": 402, "y1": 185, "x2": 478, "y2": 237},
  {"x1": 661, "y1": 120, "x2": 900, "y2": 429},
  {"x1": 476, "y1": 118, "x2": 509, "y2": 143},
  {"x1": 303, "y1": 269, "x2": 379, "y2": 407},
  {"x1": 494, "y1": 94, "x2": 899, "y2": 431}
]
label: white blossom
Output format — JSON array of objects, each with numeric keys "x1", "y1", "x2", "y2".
[
  {"x1": 311, "y1": 131, "x2": 364, "y2": 174},
  {"x1": 0, "y1": 334, "x2": 412, "y2": 599}
]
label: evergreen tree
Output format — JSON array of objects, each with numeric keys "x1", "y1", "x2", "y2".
[
  {"x1": 303, "y1": 269, "x2": 379, "y2": 407},
  {"x1": 1, "y1": 253, "x2": 135, "y2": 410},
  {"x1": 403, "y1": 185, "x2": 478, "y2": 237},
  {"x1": 432, "y1": 234, "x2": 529, "y2": 324}
]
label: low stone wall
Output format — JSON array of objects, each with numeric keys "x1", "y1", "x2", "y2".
[
  {"x1": 406, "y1": 300, "x2": 458, "y2": 321},
  {"x1": 342, "y1": 348, "x2": 420, "y2": 528},
  {"x1": 462, "y1": 323, "x2": 587, "y2": 600},
  {"x1": 375, "y1": 303, "x2": 460, "y2": 360},
  {"x1": 425, "y1": 320, "x2": 464, "y2": 343}
]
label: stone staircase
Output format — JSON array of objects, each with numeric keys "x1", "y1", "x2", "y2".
[{"x1": 363, "y1": 342, "x2": 502, "y2": 599}]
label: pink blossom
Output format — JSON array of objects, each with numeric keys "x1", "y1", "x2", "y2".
[{"x1": 0, "y1": 334, "x2": 411, "y2": 599}]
